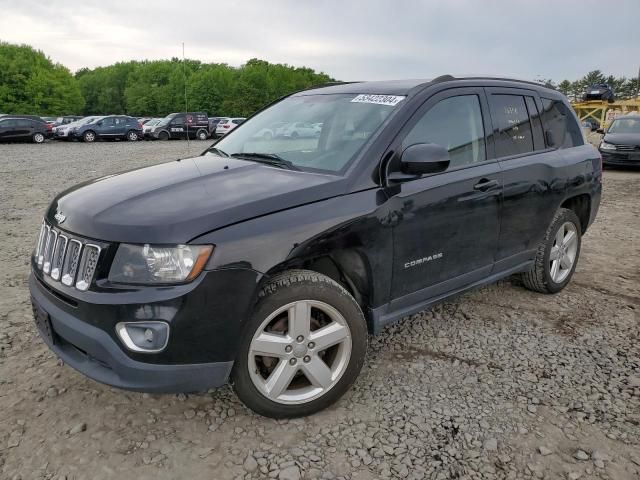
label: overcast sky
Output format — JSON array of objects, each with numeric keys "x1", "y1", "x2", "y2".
[{"x1": 1, "y1": 0, "x2": 638, "y2": 82}]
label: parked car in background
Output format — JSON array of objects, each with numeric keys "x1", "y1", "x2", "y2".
[
  {"x1": 583, "y1": 84, "x2": 615, "y2": 102},
  {"x1": 41, "y1": 116, "x2": 58, "y2": 125},
  {"x1": 147, "y1": 112, "x2": 210, "y2": 140},
  {"x1": 142, "y1": 118, "x2": 163, "y2": 139},
  {"x1": 280, "y1": 121, "x2": 321, "y2": 138},
  {"x1": 29, "y1": 76, "x2": 600, "y2": 418},
  {"x1": 215, "y1": 117, "x2": 245, "y2": 136},
  {"x1": 582, "y1": 118, "x2": 600, "y2": 131},
  {"x1": 71, "y1": 115, "x2": 143, "y2": 142},
  {"x1": 53, "y1": 116, "x2": 98, "y2": 140},
  {"x1": 598, "y1": 114, "x2": 640, "y2": 167},
  {"x1": 0, "y1": 116, "x2": 51, "y2": 143},
  {"x1": 207, "y1": 117, "x2": 224, "y2": 138}
]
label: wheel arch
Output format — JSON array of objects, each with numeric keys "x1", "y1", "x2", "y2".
[
  {"x1": 258, "y1": 250, "x2": 374, "y2": 331},
  {"x1": 560, "y1": 193, "x2": 591, "y2": 233}
]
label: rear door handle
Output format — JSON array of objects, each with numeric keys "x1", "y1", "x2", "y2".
[{"x1": 473, "y1": 178, "x2": 499, "y2": 191}]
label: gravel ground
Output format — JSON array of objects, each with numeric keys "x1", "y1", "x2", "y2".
[{"x1": 0, "y1": 141, "x2": 638, "y2": 480}]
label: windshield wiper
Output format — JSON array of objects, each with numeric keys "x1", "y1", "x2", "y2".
[{"x1": 231, "y1": 152, "x2": 299, "y2": 170}]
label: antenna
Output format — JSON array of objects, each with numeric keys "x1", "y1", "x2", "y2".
[{"x1": 183, "y1": 42, "x2": 190, "y2": 154}]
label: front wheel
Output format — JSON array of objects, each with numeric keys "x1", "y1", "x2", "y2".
[
  {"x1": 521, "y1": 208, "x2": 582, "y2": 294},
  {"x1": 32, "y1": 132, "x2": 45, "y2": 144},
  {"x1": 83, "y1": 130, "x2": 96, "y2": 143},
  {"x1": 232, "y1": 270, "x2": 367, "y2": 418}
]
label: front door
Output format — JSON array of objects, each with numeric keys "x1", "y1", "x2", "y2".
[{"x1": 387, "y1": 88, "x2": 502, "y2": 307}]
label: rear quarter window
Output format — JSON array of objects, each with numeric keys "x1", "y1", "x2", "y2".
[{"x1": 540, "y1": 98, "x2": 584, "y2": 149}]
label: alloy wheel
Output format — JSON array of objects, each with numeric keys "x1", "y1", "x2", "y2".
[
  {"x1": 248, "y1": 300, "x2": 352, "y2": 405},
  {"x1": 550, "y1": 221, "x2": 578, "y2": 283}
]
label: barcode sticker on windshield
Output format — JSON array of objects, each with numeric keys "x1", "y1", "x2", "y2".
[{"x1": 351, "y1": 94, "x2": 405, "y2": 106}]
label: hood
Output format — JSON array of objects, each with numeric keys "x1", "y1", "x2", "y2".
[
  {"x1": 46, "y1": 154, "x2": 346, "y2": 244},
  {"x1": 603, "y1": 133, "x2": 640, "y2": 146}
]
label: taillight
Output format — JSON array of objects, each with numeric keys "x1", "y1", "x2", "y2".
[
  {"x1": 223, "y1": 124, "x2": 230, "y2": 128},
  {"x1": 138, "y1": 123, "x2": 143, "y2": 129},
  {"x1": 46, "y1": 124, "x2": 53, "y2": 131}
]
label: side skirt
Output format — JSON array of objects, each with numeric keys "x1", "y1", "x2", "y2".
[{"x1": 368, "y1": 260, "x2": 533, "y2": 334}]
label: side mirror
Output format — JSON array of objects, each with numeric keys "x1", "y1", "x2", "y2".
[
  {"x1": 400, "y1": 143, "x2": 450, "y2": 175},
  {"x1": 596, "y1": 128, "x2": 605, "y2": 134},
  {"x1": 97, "y1": 121, "x2": 103, "y2": 126}
]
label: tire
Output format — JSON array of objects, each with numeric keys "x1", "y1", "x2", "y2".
[
  {"x1": 83, "y1": 130, "x2": 96, "y2": 143},
  {"x1": 232, "y1": 270, "x2": 367, "y2": 418},
  {"x1": 126, "y1": 130, "x2": 138, "y2": 141},
  {"x1": 158, "y1": 131, "x2": 170, "y2": 141},
  {"x1": 521, "y1": 208, "x2": 582, "y2": 294},
  {"x1": 291, "y1": 131, "x2": 299, "y2": 139},
  {"x1": 32, "y1": 132, "x2": 45, "y2": 144},
  {"x1": 196, "y1": 129, "x2": 208, "y2": 141}
]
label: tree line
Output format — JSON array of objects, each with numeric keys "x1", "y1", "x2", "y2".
[
  {"x1": 1, "y1": 42, "x2": 638, "y2": 118},
  {"x1": 0, "y1": 42, "x2": 333, "y2": 117},
  {"x1": 541, "y1": 70, "x2": 640, "y2": 102}
]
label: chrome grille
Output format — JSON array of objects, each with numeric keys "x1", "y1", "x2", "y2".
[
  {"x1": 34, "y1": 220, "x2": 102, "y2": 291},
  {"x1": 61, "y1": 239, "x2": 82, "y2": 286},
  {"x1": 50, "y1": 235, "x2": 68, "y2": 280},
  {"x1": 615, "y1": 144, "x2": 640, "y2": 152},
  {"x1": 75, "y1": 245, "x2": 101, "y2": 291}
]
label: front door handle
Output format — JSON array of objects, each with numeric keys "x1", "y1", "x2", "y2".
[{"x1": 473, "y1": 178, "x2": 499, "y2": 191}]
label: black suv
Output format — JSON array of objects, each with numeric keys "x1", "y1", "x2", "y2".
[
  {"x1": 598, "y1": 114, "x2": 640, "y2": 167},
  {"x1": 0, "y1": 116, "x2": 51, "y2": 143},
  {"x1": 30, "y1": 76, "x2": 601, "y2": 418},
  {"x1": 146, "y1": 112, "x2": 210, "y2": 141},
  {"x1": 583, "y1": 84, "x2": 615, "y2": 102}
]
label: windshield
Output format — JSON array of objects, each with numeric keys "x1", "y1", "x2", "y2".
[
  {"x1": 208, "y1": 93, "x2": 404, "y2": 172},
  {"x1": 608, "y1": 118, "x2": 640, "y2": 134},
  {"x1": 157, "y1": 116, "x2": 172, "y2": 127}
]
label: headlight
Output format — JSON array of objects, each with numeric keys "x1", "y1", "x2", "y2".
[
  {"x1": 108, "y1": 244, "x2": 213, "y2": 284},
  {"x1": 599, "y1": 142, "x2": 616, "y2": 151}
]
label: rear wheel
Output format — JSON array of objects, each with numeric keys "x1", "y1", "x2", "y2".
[
  {"x1": 196, "y1": 129, "x2": 208, "y2": 140},
  {"x1": 521, "y1": 208, "x2": 582, "y2": 293},
  {"x1": 126, "y1": 130, "x2": 138, "y2": 141},
  {"x1": 32, "y1": 132, "x2": 45, "y2": 144},
  {"x1": 232, "y1": 270, "x2": 367, "y2": 418}
]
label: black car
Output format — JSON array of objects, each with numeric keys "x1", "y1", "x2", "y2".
[
  {"x1": 583, "y1": 84, "x2": 615, "y2": 102},
  {"x1": 146, "y1": 112, "x2": 210, "y2": 140},
  {"x1": 0, "y1": 116, "x2": 51, "y2": 143},
  {"x1": 29, "y1": 76, "x2": 601, "y2": 418},
  {"x1": 598, "y1": 114, "x2": 640, "y2": 167},
  {"x1": 71, "y1": 115, "x2": 143, "y2": 142}
]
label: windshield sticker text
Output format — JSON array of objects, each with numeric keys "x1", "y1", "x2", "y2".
[{"x1": 351, "y1": 94, "x2": 405, "y2": 106}]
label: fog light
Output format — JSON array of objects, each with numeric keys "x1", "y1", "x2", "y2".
[{"x1": 116, "y1": 321, "x2": 169, "y2": 353}]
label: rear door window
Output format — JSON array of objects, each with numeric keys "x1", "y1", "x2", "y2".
[
  {"x1": 540, "y1": 98, "x2": 583, "y2": 148},
  {"x1": 488, "y1": 94, "x2": 534, "y2": 157},
  {"x1": 524, "y1": 96, "x2": 545, "y2": 150}
]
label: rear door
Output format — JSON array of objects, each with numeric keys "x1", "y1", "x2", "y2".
[
  {"x1": 15, "y1": 119, "x2": 33, "y2": 139},
  {"x1": 485, "y1": 87, "x2": 562, "y2": 271},
  {"x1": 388, "y1": 88, "x2": 502, "y2": 306}
]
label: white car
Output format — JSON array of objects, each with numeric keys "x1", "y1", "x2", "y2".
[
  {"x1": 142, "y1": 118, "x2": 163, "y2": 138},
  {"x1": 280, "y1": 121, "x2": 321, "y2": 138},
  {"x1": 53, "y1": 116, "x2": 97, "y2": 140},
  {"x1": 215, "y1": 118, "x2": 245, "y2": 136}
]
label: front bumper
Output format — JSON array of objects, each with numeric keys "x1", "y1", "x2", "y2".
[
  {"x1": 600, "y1": 150, "x2": 640, "y2": 167},
  {"x1": 29, "y1": 264, "x2": 260, "y2": 392}
]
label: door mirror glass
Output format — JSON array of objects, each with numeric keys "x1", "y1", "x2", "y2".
[{"x1": 400, "y1": 143, "x2": 450, "y2": 175}]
